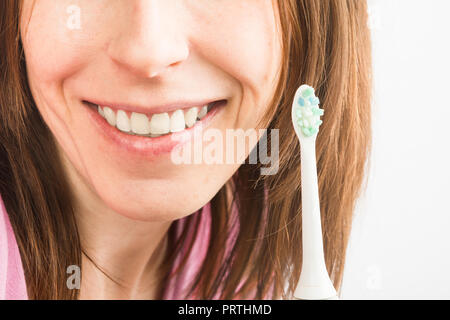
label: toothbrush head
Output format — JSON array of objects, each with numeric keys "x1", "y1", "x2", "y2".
[{"x1": 291, "y1": 85, "x2": 324, "y2": 139}]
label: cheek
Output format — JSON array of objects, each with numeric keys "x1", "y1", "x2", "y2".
[
  {"x1": 21, "y1": 1, "x2": 104, "y2": 86},
  {"x1": 192, "y1": 1, "x2": 282, "y2": 123}
]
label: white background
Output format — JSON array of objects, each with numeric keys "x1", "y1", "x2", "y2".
[{"x1": 341, "y1": 0, "x2": 450, "y2": 299}]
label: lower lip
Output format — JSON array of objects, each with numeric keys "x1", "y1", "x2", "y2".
[{"x1": 83, "y1": 101, "x2": 226, "y2": 159}]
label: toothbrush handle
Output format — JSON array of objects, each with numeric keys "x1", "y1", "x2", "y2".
[
  {"x1": 300, "y1": 139, "x2": 326, "y2": 267},
  {"x1": 293, "y1": 138, "x2": 337, "y2": 300}
]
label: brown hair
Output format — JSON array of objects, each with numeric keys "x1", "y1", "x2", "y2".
[{"x1": 0, "y1": 0, "x2": 371, "y2": 299}]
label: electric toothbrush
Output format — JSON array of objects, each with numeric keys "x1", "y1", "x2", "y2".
[{"x1": 291, "y1": 84, "x2": 338, "y2": 300}]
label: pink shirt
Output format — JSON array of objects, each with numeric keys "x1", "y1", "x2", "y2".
[
  {"x1": 0, "y1": 194, "x2": 28, "y2": 299},
  {"x1": 0, "y1": 194, "x2": 237, "y2": 300}
]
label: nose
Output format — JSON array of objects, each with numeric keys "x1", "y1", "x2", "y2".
[{"x1": 107, "y1": 0, "x2": 189, "y2": 78}]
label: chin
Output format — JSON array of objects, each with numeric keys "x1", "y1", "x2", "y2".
[{"x1": 95, "y1": 182, "x2": 214, "y2": 222}]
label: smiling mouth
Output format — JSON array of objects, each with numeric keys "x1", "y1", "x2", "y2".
[{"x1": 83, "y1": 100, "x2": 226, "y2": 138}]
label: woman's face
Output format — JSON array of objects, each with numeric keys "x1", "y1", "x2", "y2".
[{"x1": 20, "y1": 0, "x2": 282, "y2": 221}]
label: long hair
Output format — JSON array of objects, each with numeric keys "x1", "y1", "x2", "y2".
[{"x1": 0, "y1": 0, "x2": 372, "y2": 299}]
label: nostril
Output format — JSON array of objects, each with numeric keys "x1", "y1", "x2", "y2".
[
  {"x1": 148, "y1": 61, "x2": 183, "y2": 78},
  {"x1": 169, "y1": 61, "x2": 182, "y2": 68}
]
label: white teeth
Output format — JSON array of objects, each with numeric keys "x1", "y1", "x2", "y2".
[
  {"x1": 103, "y1": 107, "x2": 116, "y2": 126},
  {"x1": 150, "y1": 113, "x2": 170, "y2": 135},
  {"x1": 116, "y1": 110, "x2": 131, "y2": 132},
  {"x1": 98, "y1": 103, "x2": 213, "y2": 137},
  {"x1": 184, "y1": 107, "x2": 198, "y2": 128},
  {"x1": 98, "y1": 105, "x2": 105, "y2": 117},
  {"x1": 170, "y1": 109, "x2": 186, "y2": 133},
  {"x1": 198, "y1": 106, "x2": 208, "y2": 120},
  {"x1": 130, "y1": 112, "x2": 151, "y2": 135}
]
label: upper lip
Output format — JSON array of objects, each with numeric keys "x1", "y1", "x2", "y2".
[{"x1": 83, "y1": 98, "x2": 225, "y2": 115}]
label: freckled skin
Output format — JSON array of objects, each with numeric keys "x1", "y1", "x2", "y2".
[{"x1": 20, "y1": 0, "x2": 282, "y2": 221}]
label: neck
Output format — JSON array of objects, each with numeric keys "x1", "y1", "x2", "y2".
[
  {"x1": 76, "y1": 201, "x2": 171, "y2": 299},
  {"x1": 60, "y1": 150, "x2": 172, "y2": 299}
]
